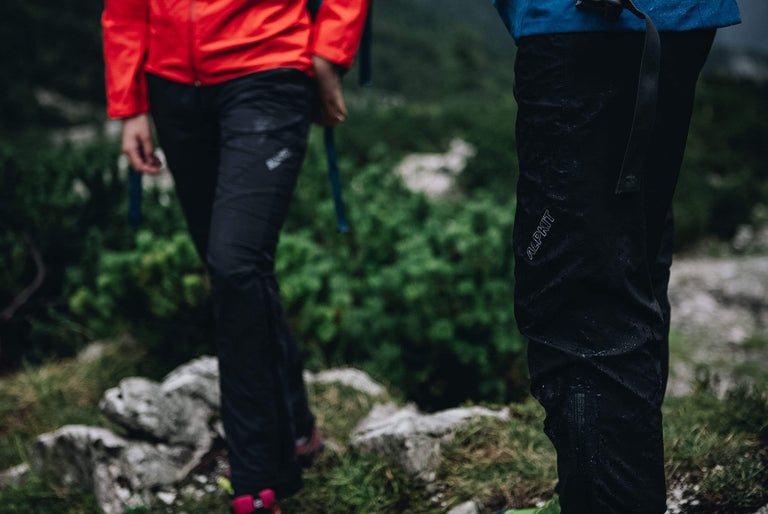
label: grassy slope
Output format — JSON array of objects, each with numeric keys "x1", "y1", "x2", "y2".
[{"x1": 1, "y1": 341, "x2": 766, "y2": 513}]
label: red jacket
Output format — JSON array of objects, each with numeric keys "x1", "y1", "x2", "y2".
[{"x1": 103, "y1": 0, "x2": 368, "y2": 118}]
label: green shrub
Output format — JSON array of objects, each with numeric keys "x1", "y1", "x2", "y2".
[
  {"x1": 677, "y1": 78, "x2": 768, "y2": 246},
  {"x1": 64, "y1": 132, "x2": 526, "y2": 408},
  {"x1": 0, "y1": 139, "x2": 187, "y2": 369}
]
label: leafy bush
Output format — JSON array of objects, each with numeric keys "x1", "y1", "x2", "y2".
[
  {"x1": 677, "y1": 77, "x2": 768, "y2": 246},
  {"x1": 0, "y1": 140, "x2": 187, "y2": 369},
  {"x1": 0, "y1": 140, "x2": 128, "y2": 367},
  {"x1": 3, "y1": 74, "x2": 767, "y2": 407},
  {"x1": 280, "y1": 160, "x2": 527, "y2": 408}
]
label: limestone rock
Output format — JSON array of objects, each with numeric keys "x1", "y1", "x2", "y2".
[
  {"x1": 99, "y1": 377, "x2": 212, "y2": 446},
  {"x1": 161, "y1": 355, "x2": 220, "y2": 409},
  {"x1": 447, "y1": 500, "x2": 480, "y2": 514},
  {"x1": 29, "y1": 425, "x2": 205, "y2": 514},
  {"x1": 395, "y1": 138, "x2": 476, "y2": 198},
  {"x1": 76, "y1": 341, "x2": 108, "y2": 363},
  {"x1": 667, "y1": 256, "x2": 768, "y2": 396},
  {"x1": 304, "y1": 368, "x2": 387, "y2": 397},
  {"x1": 352, "y1": 403, "x2": 509, "y2": 481},
  {"x1": 669, "y1": 257, "x2": 768, "y2": 342}
]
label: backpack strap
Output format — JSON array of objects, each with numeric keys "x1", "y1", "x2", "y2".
[
  {"x1": 577, "y1": 0, "x2": 661, "y2": 194},
  {"x1": 324, "y1": 127, "x2": 350, "y2": 232}
]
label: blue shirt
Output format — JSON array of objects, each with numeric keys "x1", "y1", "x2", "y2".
[{"x1": 494, "y1": 0, "x2": 741, "y2": 39}]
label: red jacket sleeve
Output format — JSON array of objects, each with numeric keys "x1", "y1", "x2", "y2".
[
  {"x1": 311, "y1": 0, "x2": 369, "y2": 68},
  {"x1": 102, "y1": 0, "x2": 149, "y2": 119}
]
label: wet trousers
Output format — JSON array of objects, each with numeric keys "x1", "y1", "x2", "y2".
[
  {"x1": 513, "y1": 30, "x2": 715, "y2": 513},
  {"x1": 147, "y1": 69, "x2": 314, "y2": 498}
]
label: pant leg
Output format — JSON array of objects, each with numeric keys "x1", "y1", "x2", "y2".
[
  {"x1": 513, "y1": 30, "x2": 714, "y2": 513},
  {"x1": 644, "y1": 30, "x2": 716, "y2": 399},
  {"x1": 146, "y1": 73, "x2": 219, "y2": 260},
  {"x1": 206, "y1": 69, "x2": 314, "y2": 498}
]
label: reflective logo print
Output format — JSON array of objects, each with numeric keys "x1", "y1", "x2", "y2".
[
  {"x1": 266, "y1": 148, "x2": 292, "y2": 171},
  {"x1": 526, "y1": 209, "x2": 555, "y2": 261}
]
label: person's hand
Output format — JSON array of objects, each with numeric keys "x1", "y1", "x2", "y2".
[
  {"x1": 312, "y1": 55, "x2": 347, "y2": 127},
  {"x1": 122, "y1": 113, "x2": 162, "y2": 175}
]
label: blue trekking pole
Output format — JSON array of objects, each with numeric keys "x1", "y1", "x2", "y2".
[
  {"x1": 311, "y1": 0, "x2": 373, "y2": 234},
  {"x1": 128, "y1": 167, "x2": 143, "y2": 228},
  {"x1": 323, "y1": 128, "x2": 350, "y2": 233}
]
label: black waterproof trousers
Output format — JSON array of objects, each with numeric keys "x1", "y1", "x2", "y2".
[
  {"x1": 147, "y1": 69, "x2": 315, "y2": 498},
  {"x1": 513, "y1": 30, "x2": 715, "y2": 513}
]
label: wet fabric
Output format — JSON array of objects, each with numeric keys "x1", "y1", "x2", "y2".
[
  {"x1": 493, "y1": 0, "x2": 739, "y2": 39},
  {"x1": 147, "y1": 69, "x2": 315, "y2": 498},
  {"x1": 513, "y1": 30, "x2": 715, "y2": 513}
]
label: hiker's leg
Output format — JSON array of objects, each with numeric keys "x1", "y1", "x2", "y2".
[
  {"x1": 643, "y1": 30, "x2": 716, "y2": 398},
  {"x1": 513, "y1": 33, "x2": 652, "y2": 514},
  {"x1": 207, "y1": 70, "x2": 312, "y2": 498},
  {"x1": 147, "y1": 73, "x2": 219, "y2": 260},
  {"x1": 276, "y1": 306, "x2": 316, "y2": 441},
  {"x1": 515, "y1": 29, "x2": 714, "y2": 513}
]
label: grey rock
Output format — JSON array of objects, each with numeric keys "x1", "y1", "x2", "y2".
[
  {"x1": 670, "y1": 257, "x2": 768, "y2": 339},
  {"x1": 304, "y1": 368, "x2": 387, "y2": 397},
  {"x1": 29, "y1": 425, "x2": 207, "y2": 514},
  {"x1": 732, "y1": 225, "x2": 768, "y2": 254},
  {"x1": 395, "y1": 139, "x2": 476, "y2": 198},
  {"x1": 100, "y1": 377, "x2": 212, "y2": 446},
  {"x1": 447, "y1": 501, "x2": 480, "y2": 514},
  {"x1": 667, "y1": 256, "x2": 768, "y2": 396},
  {"x1": 0, "y1": 463, "x2": 29, "y2": 489},
  {"x1": 753, "y1": 505, "x2": 768, "y2": 514},
  {"x1": 156, "y1": 489, "x2": 178, "y2": 506},
  {"x1": 161, "y1": 355, "x2": 220, "y2": 409},
  {"x1": 352, "y1": 403, "x2": 509, "y2": 481}
]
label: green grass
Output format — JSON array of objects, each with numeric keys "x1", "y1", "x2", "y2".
[
  {"x1": 436, "y1": 401, "x2": 557, "y2": 512},
  {"x1": 308, "y1": 382, "x2": 391, "y2": 443},
  {"x1": 0, "y1": 338, "x2": 144, "y2": 468},
  {"x1": 663, "y1": 385, "x2": 768, "y2": 511},
  {"x1": 742, "y1": 333, "x2": 768, "y2": 352},
  {"x1": 0, "y1": 473, "x2": 100, "y2": 514}
]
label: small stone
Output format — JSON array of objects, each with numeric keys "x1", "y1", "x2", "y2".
[
  {"x1": 156, "y1": 490, "x2": 177, "y2": 505},
  {"x1": 77, "y1": 342, "x2": 106, "y2": 363},
  {"x1": 447, "y1": 501, "x2": 479, "y2": 514}
]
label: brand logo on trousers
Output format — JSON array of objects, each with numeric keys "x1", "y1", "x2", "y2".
[
  {"x1": 266, "y1": 148, "x2": 292, "y2": 171},
  {"x1": 526, "y1": 209, "x2": 555, "y2": 261}
]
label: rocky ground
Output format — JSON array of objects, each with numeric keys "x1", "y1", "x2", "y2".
[
  {"x1": 2, "y1": 358, "x2": 516, "y2": 513},
  {"x1": 2, "y1": 350, "x2": 765, "y2": 513},
  {"x1": 667, "y1": 255, "x2": 768, "y2": 397}
]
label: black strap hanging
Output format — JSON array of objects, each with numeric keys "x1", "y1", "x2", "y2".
[{"x1": 576, "y1": 0, "x2": 661, "y2": 194}]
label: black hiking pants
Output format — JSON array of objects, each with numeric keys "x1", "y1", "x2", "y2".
[
  {"x1": 513, "y1": 30, "x2": 715, "y2": 513},
  {"x1": 147, "y1": 69, "x2": 315, "y2": 498}
]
